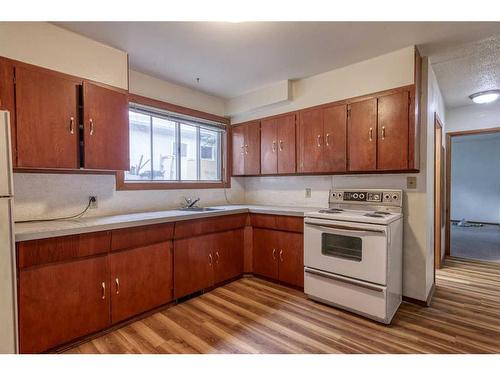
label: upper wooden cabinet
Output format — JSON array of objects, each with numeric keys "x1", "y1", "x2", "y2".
[
  {"x1": 83, "y1": 82, "x2": 129, "y2": 171},
  {"x1": 347, "y1": 98, "x2": 377, "y2": 172},
  {"x1": 377, "y1": 91, "x2": 410, "y2": 170},
  {"x1": 0, "y1": 56, "x2": 130, "y2": 172},
  {"x1": 15, "y1": 65, "x2": 81, "y2": 169},
  {"x1": 260, "y1": 114, "x2": 296, "y2": 174},
  {"x1": 231, "y1": 121, "x2": 260, "y2": 176},
  {"x1": 298, "y1": 104, "x2": 347, "y2": 173}
]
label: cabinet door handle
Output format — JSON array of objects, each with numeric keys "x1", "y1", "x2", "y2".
[
  {"x1": 101, "y1": 282, "x2": 106, "y2": 300},
  {"x1": 325, "y1": 133, "x2": 331, "y2": 146},
  {"x1": 381, "y1": 126, "x2": 386, "y2": 140},
  {"x1": 272, "y1": 248, "x2": 276, "y2": 260},
  {"x1": 316, "y1": 134, "x2": 322, "y2": 147},
  {"x1": 279, "y1": 140, "x2": 284, "y2": 151},
  {"x1": 245, "y1": 144, "x2": 248, "y2": 154},
  {"x1": 279, "y1": 249, "x2": 284, "y2": 262},
  {"x1": 209, "y1": 253, "x2": 213, "y2": 265},
  {"x1": 240, "y1": 145, "x2": 244, "y2": 155},
  {"x1": 69, "y1": 117, "x2": 75, "y2": 134},
  {"x1": 369, "y1": 127, "x2": 373, "y2": 142},
  {"x1": 115, "y1": 278, "x2": 120, "y2": 295},
  {"x1": 89, "y1": 118, "x2": 95, "y2": 136},
  {"x1": 215, "y1": 251, "x2": 220, "y2": 264}
]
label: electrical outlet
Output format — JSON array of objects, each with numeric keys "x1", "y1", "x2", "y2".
[
  {"x1": 407, "y1": 176, "x2": 417, "y2": 189},
  {"x1": 89, "y1": 196, "x2": 98, "y2": 209},
  {"x1": 305, "y1": 188, "x2": 312, "y2": 198}
]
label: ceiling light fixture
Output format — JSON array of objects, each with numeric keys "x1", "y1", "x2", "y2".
[{"x1": 469, "y1": 90, "x2": 500, "y2": 104}]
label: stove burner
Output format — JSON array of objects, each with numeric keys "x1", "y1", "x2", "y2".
[
  {"x1": 364, "y1": 211, "x2": 392, "y2": 218},
  {"x1": 318, "y1": 208, "x2": 344, "y2": 214}
]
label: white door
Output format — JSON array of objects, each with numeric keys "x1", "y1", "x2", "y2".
[
  {"x1": 0, "y1": 111, "x2": 14, "y2": 197},
  {"x1": 304, "y1": 217, "x2": 389, "y2": 285},
  {"x1": 0, "y1": 198, "x2": 17, "y2": 353}
]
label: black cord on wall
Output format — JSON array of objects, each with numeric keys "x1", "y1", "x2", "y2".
[{"x1": 15, "y1": 197, "x2": 95, "y2": 224}]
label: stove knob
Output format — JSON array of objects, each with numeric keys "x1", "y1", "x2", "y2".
[
  {"x1": 384, "y1": 194, "x2": 390, "y2": 201},
  {"x1": 353, "y1": 193, "x2": 358, "y2": 199},
  {"x1": 392, "y1": 194, "x2": 399, "y2": 201},
  {"x1": 337, "y1": 193, "x2": 343, "y2": 198},
  {"x1": 359, "y1": 193, "x2": 365, "y2": 199}
]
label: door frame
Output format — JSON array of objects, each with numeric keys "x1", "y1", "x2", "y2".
[
  {"x1": 444, "y1": 126, "x2": 500, "y2": 257},
  {"x1": 434, "y1": 114, "x2": 444, "y2": 269}
]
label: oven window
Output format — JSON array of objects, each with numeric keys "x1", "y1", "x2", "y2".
[{"x1": 321, "y1": 233, "x2": 362, "y2": 262}]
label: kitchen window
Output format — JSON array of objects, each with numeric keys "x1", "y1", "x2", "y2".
[{"x1": 116, "y1": 95, "x2": 229, "y2": 190}]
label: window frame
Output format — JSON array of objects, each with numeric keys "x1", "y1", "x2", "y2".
[{"x1": 116, "y1": 94, "x2": 231, "y2": 190}]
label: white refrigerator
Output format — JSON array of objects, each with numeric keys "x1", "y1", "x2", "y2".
[{"x1": 0, "y1": 110, "x2": 18, "y2": 353}]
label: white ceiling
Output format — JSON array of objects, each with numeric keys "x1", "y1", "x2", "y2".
[{"x1": 55, "y1": 22, "x2": 500, "y2": 100}]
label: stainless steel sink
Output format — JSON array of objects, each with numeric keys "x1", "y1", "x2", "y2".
[{"x1": 177, "y1": 207, "x2": 221, "y2": 212}]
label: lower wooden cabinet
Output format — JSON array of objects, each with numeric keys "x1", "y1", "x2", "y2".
[
  {"x1": 253, "y1": 228, "x2": 304, "y2": 288},
  {"x1": 109, "y1": 242, "x2": 173, "y2": 324},
  {"x1": 174, "y1": 229, "x2": 244, "y2": 299},
  {"x1": 18, "y1": 256, "x2": 110, "y2": 353}
]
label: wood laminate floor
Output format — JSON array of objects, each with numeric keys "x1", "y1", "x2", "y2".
[{"x1": 65, "y1": 257, "x2": 500, "y2": 354}]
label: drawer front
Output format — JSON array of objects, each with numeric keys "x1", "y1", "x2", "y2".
[
  {"x1": 17, "y1": 231, "x2": 110, "y2": 269},
  {"x1": 174, "y1": 213, "x2": 247, "y2": 239},
  {"x1": 251, "y1": 214, "x2": 303, "y2": 233},
  {"x1": 111, "y1": 223, "x2": 174, "y2": 252}
]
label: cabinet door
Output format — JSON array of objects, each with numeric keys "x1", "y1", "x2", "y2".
[
  {"x1": 18, "y1": 256, "x2": 109, "y2": 353},
  {"x1": 231, "y1": 125, "x2": 245, "y2": 175},
  {"x1": 277, "y1": 114, "x2": 296, "y2": 174},
  {"x1": 83, "y1": 82, "x2": 129, "y2": 171},
  {"x1": 0, "y1": 58, "x2": 16, "y2": 166},
  {"x1": 15, "y1": 66, "x2": 79, "y2": 169},
  {"x1": 348, "y1": 98, "x2": 377, "y2": 171},
  {"x1": 174, "y1": 235, "x2": 214, "y2": 299},
  {"x1": 260, "y1": 118, "x2": 277, "y2": 174},
  {"x1": 244, "y1": 121, "x2": 261, "y2": 175},
  {"x1": 298, "y1": 108, "x2": 324, "y2": 173},
  {"x1": 323, "y1": 104, "x2": 347, "y2": 172},
  {"x1": 277, "y1": 232, "x2": 304, "y2": 288},
  {"x1": 377, "y1": 91, "x2": 409, "y2": 170},
  {"x1": 109, "y1": 242, "x2": 173, "y2": 324},
  {"x1": 252, "y1": 228, "x2": 279, "y2": 280},
  {"x1": 214, "y1": 230, "x2": 244, "y2": 284}
]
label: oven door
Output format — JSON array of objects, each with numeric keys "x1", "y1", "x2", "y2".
[{"x1": 304, "y1": 217, "x2": 389, "y2": 285}]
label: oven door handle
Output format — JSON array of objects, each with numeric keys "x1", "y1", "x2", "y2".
[
  {"x1": 304, "y1": 221, "x2": 386, "y2": 235},
  {"x1": 305, "y1": 268, "x2": 385, "y2": 292}
]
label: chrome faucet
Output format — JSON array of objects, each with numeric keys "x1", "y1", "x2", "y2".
[{"x1": 183, "y1": 197, "x2": 200, "y2": 208}]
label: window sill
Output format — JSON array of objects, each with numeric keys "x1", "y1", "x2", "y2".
[{"x1": 115, "y1": 172, "x2": 230, "y2": 190}]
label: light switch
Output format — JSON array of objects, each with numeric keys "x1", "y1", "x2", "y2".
[{"x1": 407, "y1": 176, "x2": 417, "y2": 189}]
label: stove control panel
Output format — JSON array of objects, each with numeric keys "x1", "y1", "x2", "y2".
[{"x1": 330, "y1": 189, "x2": 402, "y2": 207}]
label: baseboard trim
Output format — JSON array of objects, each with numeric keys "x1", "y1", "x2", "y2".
[{"x1": 403, "y1": 284, "x2": 435, "y2": 307}]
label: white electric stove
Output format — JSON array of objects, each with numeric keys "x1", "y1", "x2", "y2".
[{"x1": 304, "y1": 188, "x2": 403, "y2": 324}]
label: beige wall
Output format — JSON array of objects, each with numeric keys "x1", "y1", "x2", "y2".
[
  {"x1": 0, "y1": 22, "x2": 128, "y2": 89},
  {"x1": 230, "y1": 46, "x2": 415, "y2": 123}
]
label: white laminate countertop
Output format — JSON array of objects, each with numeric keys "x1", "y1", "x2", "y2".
[{"x1": 14, "y1": 204, "x2": 323, "y2": 242}]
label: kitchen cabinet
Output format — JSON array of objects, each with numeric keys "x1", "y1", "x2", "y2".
[
  {"x1": 377, "y1": 91, "x2": 410, "y2": 170},
  {"x1": 174, "y1": 229, "x2": 244, "y2": 298},
  {"x1": 298, "y1": 104, "x2": 347, "y2": 173},
  {"x1": 260, "y1": 114, "x2": 296, "y2": 174},
  {"x1": 253, "y1": 228, "x2": 304, "y2": 288},
  {"x1": 347, "y1": 98, "x2": 377, "y2": 172},
  {"x1": 15, "y1": 65, "x2": 80, "y2": 169},
  {"x1": 0, "y1": 57, "x2": 16, "y2": 166},
  {"x1": 109, "y1": 242, "x2": 173, "y2": 323},
  {"x1": 83, "y1": 82, "x2": 129, "y2": 171},
  {"x1": 231, "y1": 121, "x2": 260, "y2": 175},
  {"x1": 18, "y1": 256, "x2": 110, "y2": 353}
]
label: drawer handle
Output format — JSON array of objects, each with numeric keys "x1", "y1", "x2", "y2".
[
  {"x1": 90, "y1": 118, "x2": 95, "y2": 136},
  {"x1": 115, "y1": 278, "x2": 120, "y2": 295},
  {"x1": 272, "y1": 248, "x2": 276, "y2": 260},
  {"x1": 305, "y1": 268, "x2": 384, "y2": 292},
  {"x1": 69, "y1": 117, "x2": 75, "y2": 134},
  {"x1": 101, "y1": 282, "x2": 106, "y2": 300},
  {"x1": 279, "y1": 249, "x2": 283, "y2": 262}
]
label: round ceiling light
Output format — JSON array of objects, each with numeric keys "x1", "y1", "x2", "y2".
[{"x1": 469, "y1": 90, "x2": 500, "y2": 104}]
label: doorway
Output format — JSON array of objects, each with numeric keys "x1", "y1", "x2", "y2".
[
  {"x1": 434, "y1": 114, "x2": 444, "y2": 269},
  {"x1": 445, "y1": 127, "x2": 500, "y2": 263}
]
